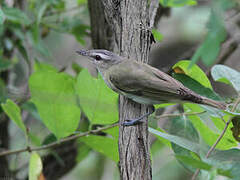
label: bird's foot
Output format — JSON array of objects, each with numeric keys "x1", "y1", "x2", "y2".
[{"x1": 122, "y1": 106, "x2": 155, "y2": 126}]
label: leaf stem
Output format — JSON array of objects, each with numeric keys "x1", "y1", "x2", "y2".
[
  {"x1": 0, "y1": 111, "x2": 205, "y2": 157},
  {"x1": 191, "y1": 96, "x2": 240, "y2": 180}
]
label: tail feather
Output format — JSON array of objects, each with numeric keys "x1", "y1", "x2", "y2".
[{"x1": 202, "y1": 98, "x2": 226, "y2": 110}]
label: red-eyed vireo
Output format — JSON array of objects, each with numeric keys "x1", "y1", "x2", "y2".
[{"x1": 76, "y1": 49, "x2": 226, "y2": 125}]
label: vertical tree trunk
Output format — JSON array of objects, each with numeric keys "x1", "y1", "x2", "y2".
[{"x1": 92, "y1": 1, "x2": 152, "y2": 179}]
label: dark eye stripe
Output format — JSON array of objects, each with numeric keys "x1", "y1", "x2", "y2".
[{"x1": 95, "y1": 55, "x2": 101, "y2": 61}]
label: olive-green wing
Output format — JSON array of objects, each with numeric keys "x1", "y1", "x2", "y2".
[{"x1": 108, "y1": 61, "x2": 189, "y2": 102}]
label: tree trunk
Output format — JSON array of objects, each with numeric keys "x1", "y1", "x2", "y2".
[{"x1": 96, "y1": 1, "x2": 152, "y2": 179}]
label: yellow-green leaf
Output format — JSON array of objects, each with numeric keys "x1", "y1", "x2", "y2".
[
  {"x1": 29, "y1": 152, "x2": 43, "y2": 180},
  {"x1": 1, "y1": 99, "x2": 26, "y2": 134},
  {"x1": 173, "y1": 60, "x2": 212, "y2": 89}
]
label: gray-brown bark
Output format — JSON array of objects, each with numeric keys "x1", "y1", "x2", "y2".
[
  {"x1": 88, "y1": 0, "x2": 114, "y2": 50},
  {"x1": 98, "y1": 0, "x2": 152, "y2": 179}
]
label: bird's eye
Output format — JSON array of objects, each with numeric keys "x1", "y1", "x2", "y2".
[{"x1": 95, "y1": 55, "x2": 101, "y2": 61}]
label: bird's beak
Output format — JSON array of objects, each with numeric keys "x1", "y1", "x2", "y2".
[{"x1": 76, "y1": 50, "x2": 89, "y2": 57}]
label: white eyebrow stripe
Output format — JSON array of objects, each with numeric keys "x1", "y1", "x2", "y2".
[{"x1": 93, "y1": 53, "x2": 110, "y2": 60}]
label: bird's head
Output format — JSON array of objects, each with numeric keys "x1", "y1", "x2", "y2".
[{"x1": 76, "y1": 49, "x2": 123, "y2": 72}]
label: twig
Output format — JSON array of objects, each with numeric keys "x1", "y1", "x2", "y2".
[
  {"x1": 0, "y1": 123, "x2": 119, "y2": 157},
  {"x1": 191, "y1": 96, "x2": 240, "y2": 180},
  {"x1": 0, "y1": 111, "x2": 206, "y2": 157}
]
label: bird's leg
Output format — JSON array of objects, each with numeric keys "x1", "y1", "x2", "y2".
[{"x1": 123, "y1": 106, "x2": 155, "y2": 126}]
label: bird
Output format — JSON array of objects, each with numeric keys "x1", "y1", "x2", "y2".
[{"x1": 76, "y1": 49, "x2": 226, "y2": 126}]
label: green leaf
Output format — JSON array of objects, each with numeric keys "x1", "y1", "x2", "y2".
[
  {"x1": 37, "y1": 2, "x2": 48, "y2": 25},
  {"x1": 29, "y1": 64, "x2": 81, "y2": 139},
  {"x1": 208, "y1": 149, "x2": 240, "y2": 178},
  {"x1": 29, "y1": 152, "x2": 43, "y2": 180},
  {"x1": 173, "y1": 60, "x2": 212, "y2": 89},
  {"x1": 184, "y1": 104, "x2": 237, "y2": 150},
  {"x1": 159, "y1": 0, "x2": 197, "y2": 7},
  {"x1": 22, "y1": 101, "x2": 42, "y2": 122},
  {"x1": 149, "y1": 127, "x2": 201, "y2": 154},
  {"x1": 77, "y1": 0, "x2": 87, "y2": 5},
  {"x1": 152, "y1": 128, "x2": 171, "y2": 147},
  {"x1": 176, "y1": 155, "x2": 211, "y2": 170},
  {"x1": 191, "y1": 8, "x2": 226, "y2": 67},
  {"x1": 2, "y1": 7, "x2": 31, "y2": 25},
  {"x1": 167, "y1": 115, "x2": 201, "y2": 172},
  {"x1": 16, "y1": 41, "x2": 31, "y2": 69},
  {"x1": 0, "y1": 8, "x2": 5, "y2": 24},
  {"x1": 80, "y1": 135, "x2": 119, "y2": 162},
  {"x1": 0, "y1": 58, "x2": 14, "y2": 72},
  {"x1": 103, "y1": 126, "x2": 119, "y2": 138},
  {"x1": 152, "y1": 29, "x2": 163, "y2": 42},
  {"x1": 42, "y1": 133, "x2": 57, "y2": 145},
  {"x1": 27, "y1": 28, "x2": 51, "y2": 57},
  {"x1": 72, "y1": 62, "x2": 83, "y2": 75},
  {"x1": 211, "y1": 64, "x2": 240, "y2": 93},
  {"x1": 76, "y1": 143, "x2": 91, "y2": 162},
  {"x1": 154, "y1": 103, "x2": 176, "y2": 110},
  {"x1": 28, "y1": 132, "x2": 42, "y2": 146},
  {"x1": 0, "y1": 79, "x2": 7, "y2": 103},
  {"x1": 175, "y1": 155, "x2": 232, "y2": 177},
  {"x1": 33, "y1": 61, "x2": 58, "y2": 72},
  {"x1": 172, "y1": 73, "x2": 221, "y2": 100},
  {"x1": 1, "y1": 99, "x2": 26, "y2": 134},
  {"x1": 76, "y1": 69, "x2": 118, "y2": 125}
]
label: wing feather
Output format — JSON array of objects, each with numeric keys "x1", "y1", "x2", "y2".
[{"x1": 106, "y1": 60, "x2": 187, "y2": 103}]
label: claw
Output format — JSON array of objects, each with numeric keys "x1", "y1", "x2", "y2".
[{"x1": 122, "y1": 106, "x2": 155, "y2": 126}]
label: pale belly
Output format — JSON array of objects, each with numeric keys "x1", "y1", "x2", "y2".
[{"x1": 124, "y1": 93, "x2": 163, "y2": 105}]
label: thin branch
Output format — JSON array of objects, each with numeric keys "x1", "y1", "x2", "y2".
[
  {"x1": 0, "y1": 111, "x2": 206, "y2": 157},
  {"x1": 191, "y1": 96, "x2": 240, "y2": 180},
  {"x1": 0, "y1": 123, "x2": 119, "y2": 157},
  {"x1": 149, "y1": 0, "x2": 160, "y2": 28}
]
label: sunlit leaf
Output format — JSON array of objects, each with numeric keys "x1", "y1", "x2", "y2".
[
  {"x1": 29, "y1": 64, "x2": 81, "y2": 139},
  {"x1": 1, "y1": 99, "x2": 26, "y2": 134},
  {"x1": 80, "y1": 135, "x2": 119, "y2": 162},
  {"x1": 77, "y1": 0, "x2": 87, "y2": 5},
  {"x1": 76, "y1": 69, "x2": 118, "y2": 125},
  {"x1": 152, "y1": 29, "x2": 163, "y2": 42},
  {"x1": 184, "y1": 103, "x2": 237, "y2": 150},
  {"x1": 76, "y1": 143, "x2": 91, "y2": 162},
  {"x1": 29, "y1": 152, "x2": 43, "y2": 180},
  {"x1": 159, "y1": 0, "x2": 197, "y2": 7},
  {"x1": 173, "y1": 60, "x2": 212, "y2": 89}
]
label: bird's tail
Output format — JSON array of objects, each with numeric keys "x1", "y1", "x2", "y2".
[{"x1": 202, "y1": 97, "x2": 226, "y2": 110}]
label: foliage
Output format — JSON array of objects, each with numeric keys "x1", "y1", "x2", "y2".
[
  {"x1": 29, "y1": 152, "x2": 43, "y2": 180},
  {"x1": 159, "y1": 0, "x2": 197, "y2": 7},
  {"x1": 190, "y1": 0, "x2": 236, "y2": 67},
  {"x1": 0, "y1": 0, "x2": 239, "y2": 179}
]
